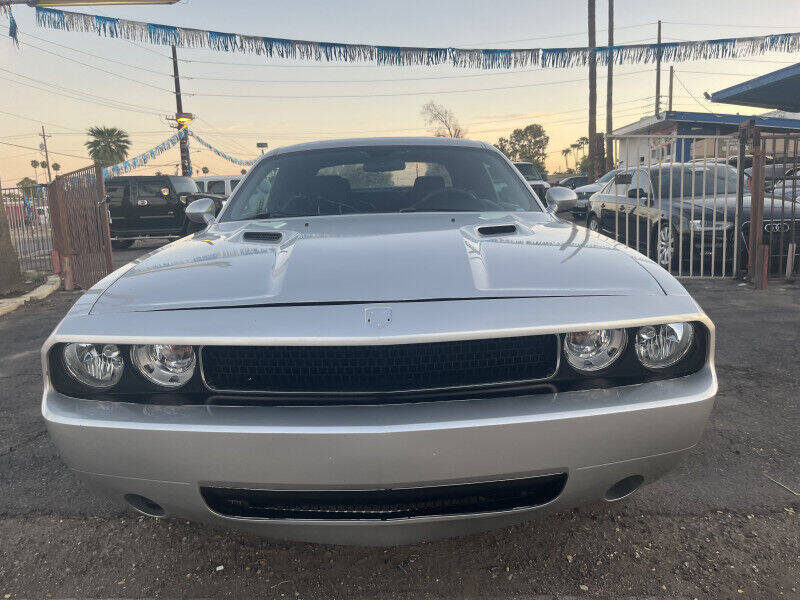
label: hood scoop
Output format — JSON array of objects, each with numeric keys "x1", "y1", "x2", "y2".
[
  {"x1": 243, "y1": 230, "x2": 283, "y2": 243},
  {"x1": 477, "y1": 224, "x2": 517, "y2": 237}
]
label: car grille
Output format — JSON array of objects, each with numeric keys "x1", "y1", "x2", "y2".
[
  {"x1": 200, "y1": 473, "x2": 567, "y2": 520},
  {"x1": 200, "y1": 335, "x2": 559, "y2": 395}
]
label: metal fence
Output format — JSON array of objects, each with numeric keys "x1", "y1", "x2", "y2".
[
  {"x1": 745, "y1": 128, "x2": 799, "y2": 286},
  {"x1": 0, "y1": 184, "x2": 54, "y2": 273},
  {"x1": 49, "y1": 164, "x2": 113, "y2": 290},
  {"x1": 596, "y1": 133, "x2": 743, "y2": 278}
]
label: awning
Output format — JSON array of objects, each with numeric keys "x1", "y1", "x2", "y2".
[{"x1": 709, "y1": 62, "x2": 800, "y2": 112}]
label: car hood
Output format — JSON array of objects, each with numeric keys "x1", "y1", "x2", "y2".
[
  {"x1": 574, "y1": 182, "x2": 602, "y2": 194},
  {"x1": 89, "y1": 213, "x2": 665, "y2": 314}
]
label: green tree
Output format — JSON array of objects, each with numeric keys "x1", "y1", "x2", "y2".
[
  {"x1": 84, "y1": 126, "x2": 131, "y2": 167},
  {"x1": 16, "y1": 177, "x2": 37, "y2": 189},
  {"x1": 201, "y1": 166, "x2": 209, "y2": 175},
  {"x1": 495, "y1": 124, "x2": 550, "y2": 177},
  {"x1": 561, "y1": 148, "x2": 572, "y2": 171},
  {"x1": 240, "y1": 169, "x2": 247, "y2": 175},
  {"x1": 51, "y1": 162, "x2": 61, "y2": 174},
  {"x1": 30, "y1": 160, "x2": 39, "y2": 183}
]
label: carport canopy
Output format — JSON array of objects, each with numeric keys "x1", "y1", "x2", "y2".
[{"x1": 709, "y1": 62, "x2": 800, "y2": 112}]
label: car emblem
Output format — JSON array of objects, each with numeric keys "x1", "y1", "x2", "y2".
[
  {"x1": 365, "y1": 307, "x2": 392, "y2": 329},
  {"x1": 764, "y1": 222, "x2": 790, "y2": 233}
]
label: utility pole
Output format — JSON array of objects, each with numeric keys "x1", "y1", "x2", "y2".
[
  {"x1": 605, "y1": 0, "x2": 614, "y2": 171},
  {"x1": 588, "y1": 0, "x2": 598, "y2": 179},
  {"x1": 171, "y1": 45, "x2": 192, "y2": 176},
  {"x1": 668, "y1": 65, "x2": 674, "y2": 111},
  {"x1": 655, "y1": 20, "x2": 662, "y2": 116},
  {"x1": 40, "y1": 126, "x2": 53, "y2": 183}
]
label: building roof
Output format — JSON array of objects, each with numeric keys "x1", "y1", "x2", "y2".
[
  {"x1": 709, "y1": 62, "x2": 800, "y2": 112},
  {"x1": 612, "y1": 110, "x2": 800, "y2": 136}
]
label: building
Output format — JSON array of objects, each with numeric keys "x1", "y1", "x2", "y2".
[{"x1": 610, "y1": 110, "x2": 800, "y2": 167}]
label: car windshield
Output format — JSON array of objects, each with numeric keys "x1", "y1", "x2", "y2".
[
  {"x1": 221, "y1": 146, "x2": 541, "y2": 221},
  {"x1": 514, "y1": 163, "x2": 542, "y2": 180},
  {"x1": 596, "y1": 170, "x2": 616, "y2": 184}
]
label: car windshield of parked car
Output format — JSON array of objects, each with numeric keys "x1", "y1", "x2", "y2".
[
  {"x1": 650, "y1": 165, "x2": 739, "y2": 199},
  {"x1": 514, "y1": 162, "x2": 542, "y2": 180},
  {"x1": 221, "y1": 146, "x2": 541, "y2": 221},
  {"x1": 596, "y1": 170, "x2": 616, "y2": 184},
  {"x1": 170, "y1": 178, "x2": 199, "y2": 194}
]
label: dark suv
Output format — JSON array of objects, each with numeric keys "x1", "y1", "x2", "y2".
[{"x1": 105, "y1": 175, "x2": 200, "y2": 249}]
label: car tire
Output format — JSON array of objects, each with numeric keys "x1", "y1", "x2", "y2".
[
  {"x1": 650, "y1": 222, "x2": 678, "y2": 270},
  {"x1": 587, "y1": 214, "x2": 600, "y2": 232},
  {"x1": 112, "y1": 240, "x2": 134, "y2": 250}
]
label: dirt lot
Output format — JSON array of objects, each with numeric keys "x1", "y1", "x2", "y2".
[{"x1": 1, "y1": 245, "x2": 798, "y2": 598}]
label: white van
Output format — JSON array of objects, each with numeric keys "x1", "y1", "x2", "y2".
[{"x1": 194, "y1": 175, "x2": 243, "y2": 196}]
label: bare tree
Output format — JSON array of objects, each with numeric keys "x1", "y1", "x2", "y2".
[{"x1": 421, "y1": 101, "x2": 465, "y2": 138}]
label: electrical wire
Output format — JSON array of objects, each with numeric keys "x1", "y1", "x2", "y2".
[
  {"x1": 0, "y1": 108, "x2": 82, "y2": 132},
  {"x1": 0, "y1": 138, "x2": 88, "y2": 159},
  {"x1": 184, "y1": 69, "x2": 651, "y2": 99},
  {"x1": 673, "y1": 73, "x2": 716, "y2": 114}
]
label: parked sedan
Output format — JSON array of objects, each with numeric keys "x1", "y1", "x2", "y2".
[
  {"x1": 43, "y1": 137, "x2": 716, "y2": 545},
  {"x1": 586, "y1": 163, "x2": 800, "y2": 272}
]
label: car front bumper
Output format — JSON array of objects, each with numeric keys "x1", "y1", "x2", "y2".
[{"x1": 43, "y1": 363, "x2": 715, "y2": 545}]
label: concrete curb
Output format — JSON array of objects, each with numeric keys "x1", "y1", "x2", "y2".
[{"x1": 0, "y1": 275, "x2": 61, "y2": 318}]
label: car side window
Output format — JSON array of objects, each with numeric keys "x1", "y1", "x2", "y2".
[
  {"x1": 207, "y1": 180, "x2": 226, "y2": 195},
  {"x1": 105, "y1": 182, "x2": 126, "y2": 208},
  {"x1": 137, "y1": 179, "x2": 170, "y2": 198}
]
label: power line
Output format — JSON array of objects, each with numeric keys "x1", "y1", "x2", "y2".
[
  {"x1": 0, "y1": 108, "x2": 82, "y2": 132},
  {"x1": 673, "y1": 73, "x2": 716, "y2": 114},
  {"x1": 0, "y1": 139, "x2": 88, "y2": 159},
  {"x1": 11, "y1": 37, "x2": 174, "y2": 92},
  {"x1": 457, "y1": 21, "x2": 657, "y2": 46},
  {"x1": 184, "y1": 69, "x2": 652, "y2": 99}
]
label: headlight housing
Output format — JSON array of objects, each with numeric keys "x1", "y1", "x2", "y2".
[
  {"x1": 689, "y1": 219, "x2": 733, "y2": 233},
  {"x1": 563, "y1": 328, "x2": 627, "y2": 373},
  {"x1": 131, "y1": 344, "x2": 196, "y2": 388},
  {"x1": 62, "y1": 343, "x2": 124, "y2": 389},
  {"x1": 634, "y1": 322, "x2": 695, "y2": 369}
]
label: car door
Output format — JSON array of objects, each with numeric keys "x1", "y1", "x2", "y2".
[
  {"x1": 133, "y1": 178, "x2": 182, "y2": 232},
  {"x1": 105, "y1": 179, "x2": 131, "y2": 234},
  {"x1": 597, "y1": 171, "x2": 634, "y2": 238}
]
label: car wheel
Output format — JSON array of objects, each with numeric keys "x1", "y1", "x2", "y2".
[
  {"x1": 650, "y1": 222, "x2": 678, "y2": 270},
  {"x1": 112, "y1": 240, "x2": 134, "y2": 250},
  {"x1": 587, "y1": 214, "x2": 600, "y2": 232}
]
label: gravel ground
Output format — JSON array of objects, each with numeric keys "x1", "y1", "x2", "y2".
[{"x1": 0, "y1": 243, "x2": 798, "y2": 598}]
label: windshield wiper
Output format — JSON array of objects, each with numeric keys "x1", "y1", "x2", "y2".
[{"x1": 238, "y1": 212, "x2": 296, "y2": 221}]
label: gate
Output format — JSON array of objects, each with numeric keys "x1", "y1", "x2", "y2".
[
  {"x1": 601, "y1": 133, "x2": 743, "y2": 279},
  {"x1": 740, "y1": 124, "x2": 799, "y2": 288},
  {"x1": 0, "y1": 182, "x2": 53, "y2": 272},
  {"x1": 48, "y1": 164, "x2": 113, "y2": 291}
]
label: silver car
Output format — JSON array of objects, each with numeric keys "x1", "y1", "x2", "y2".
[{"x1": 42, "y1": 137, "x2": 716, "y2": 546}]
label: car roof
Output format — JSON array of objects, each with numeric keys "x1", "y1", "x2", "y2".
[
  {"x1": 193, "y1": 175, "x2": 241, "y2": 181},
  {"x1": 262, "y1": 136, "x2": 490, "y2": 160}
]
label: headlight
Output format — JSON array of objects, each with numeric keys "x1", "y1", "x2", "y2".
[
  {"x1": 634, "y1": 322, "x2": 694, "y2": 369},
  {"x1": 63, "y1": 343, "x2": 123, "y2": 389},
  {"x1": 563, "y1": 329, "x2": 627, "y2": 373},
  {"x1": 689, "y1": 220, "x2": 732, "y2": 232},
  {"x1": 131, "y1": 344, "x2": 196, "y2": 388}
]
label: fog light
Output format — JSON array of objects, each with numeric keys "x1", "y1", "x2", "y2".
[
  {"x1": 63, "y1": 343, "x2": 123, "y2": 389},
  {"x1": 131, "y1": 344, "x2": 195, "y2": 388}
]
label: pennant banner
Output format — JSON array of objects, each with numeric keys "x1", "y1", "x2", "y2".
[
  {"x1": 34, "y1": 6, "x2": 800, "y2": 70},
  {"x1": 101, "y1": 129, "x2": 258, "y2": 179},
  {"x1": 187, "y1": 130, "x2": 258, "y2": 168}
]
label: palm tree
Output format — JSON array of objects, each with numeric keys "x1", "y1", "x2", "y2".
[
  {"x1": 201, "y1": 166, "x2": 209, "y2": 175},
  {"x1": 51, "y1": 162, "x2": 61, "y2": 175},
  {"x1": 577, "y1": 136, "x2": 590, "y2": 161},
  {"x1": 561, "y1": 148, "x2": 571, "y2": 171},
  {"x1": 570, "y1": 143, "x2": 581, "y2": 170},
  {"x1": 30, "y1": 160, "x2": 40, "y2": 183},
  {"x1": 84, "y1": 126, "x2": 131, "y2": 167},
  {"x1": 240, "y1": 169, "x2": 247, "y2": 175}
]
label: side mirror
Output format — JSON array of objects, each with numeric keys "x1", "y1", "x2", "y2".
[
  {"x1": 627, "y1": 188, "x2": 648, "y2": 200},
  {"x1": 544, "y1": 186, "x2": 578, "y2": 212},
  {"x1": 185, "y1": 197, "x2": 218, "y2": 225}
]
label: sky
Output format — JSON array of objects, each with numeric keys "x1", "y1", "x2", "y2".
[{"x1": 1, "y1": 0, "x2": 799, "y2": 185}]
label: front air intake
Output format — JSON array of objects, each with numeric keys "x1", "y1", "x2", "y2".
[{"x1": 200, "y1": 473, "x2": 567, "y2": 520}]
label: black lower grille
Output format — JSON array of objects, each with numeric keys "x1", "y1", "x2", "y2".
[
  {"x1": 200, "y1": 335, "x2": 559, "y2": 394},
  {"x1": 201, "y1": 474, "x2": 567, "y2": 520}
]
